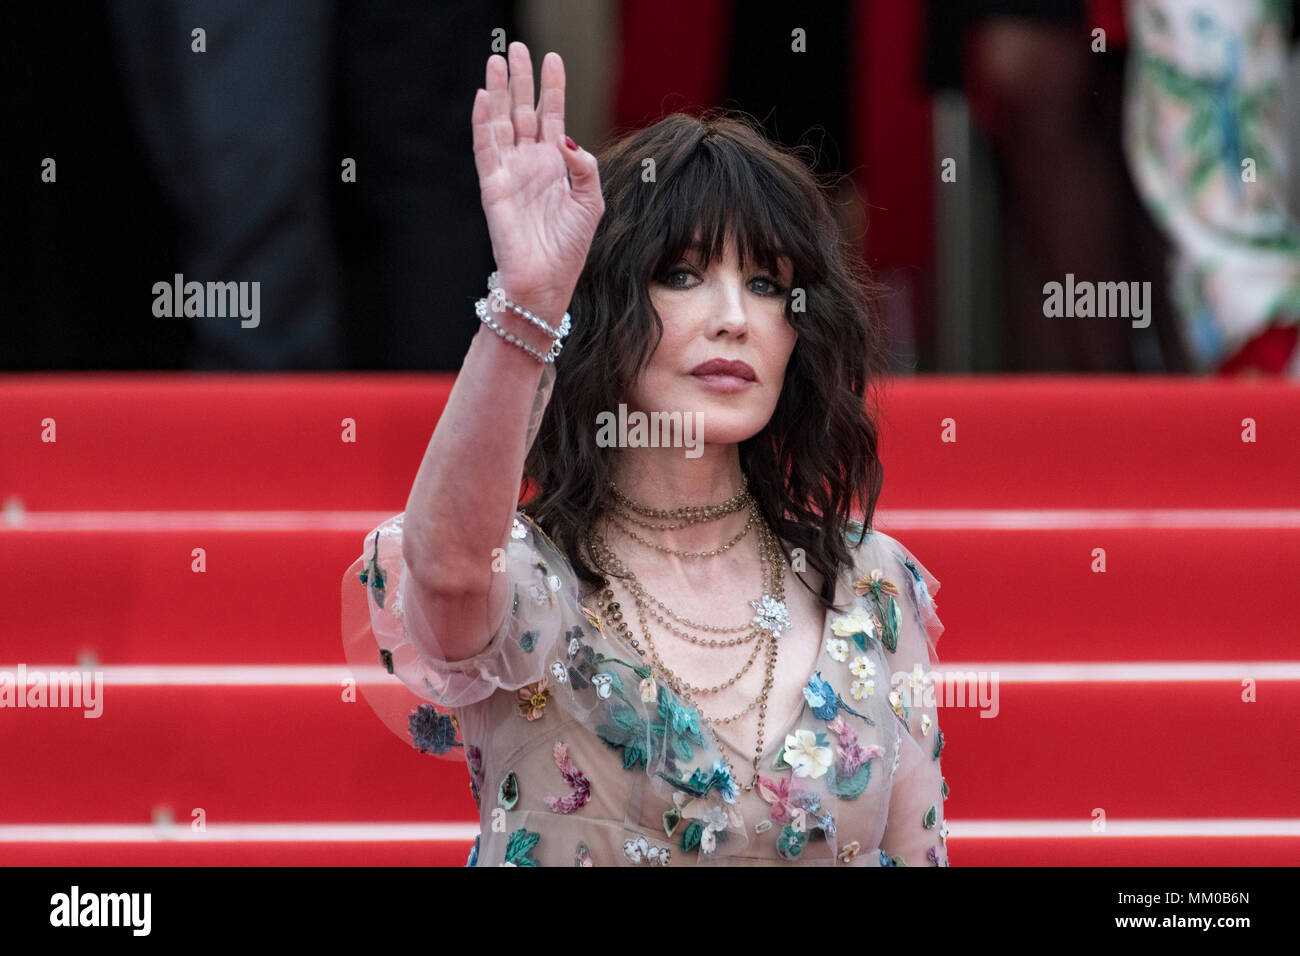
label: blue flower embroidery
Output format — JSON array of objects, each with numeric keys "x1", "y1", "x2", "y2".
[
  {"x1": 465, "y1": 833, "x2": 480, "y2": 867},
  {"x1": 408, "y1": 704, "x2": 462, "y2": 755}
]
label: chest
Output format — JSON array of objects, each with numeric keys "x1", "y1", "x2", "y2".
[{"x1": 583, "y1": 561, "x2": 831, "y2": 768}]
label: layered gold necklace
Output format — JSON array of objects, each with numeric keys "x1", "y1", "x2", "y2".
[{"x1": 585, "y1": 473, "x2": 792, "y2": 792}]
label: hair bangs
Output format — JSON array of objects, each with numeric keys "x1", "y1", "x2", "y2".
[{"x1": 652, "y1": 136, "x2": 799, "y2": 282}]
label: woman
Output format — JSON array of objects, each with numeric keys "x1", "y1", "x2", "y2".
[{"x1": 342, "y1": 42, "x2": 950, "y2": 866}]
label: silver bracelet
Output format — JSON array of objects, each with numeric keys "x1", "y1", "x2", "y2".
[
  {"x1": 474, "y1": 271, "x2": 571, "y2": 364},
  {"x1": 476, "y1": 306, "x2": 551, "y2": 363},
  {"x1": 486, "y1": 271, "x2": 572, "y2": 340}
]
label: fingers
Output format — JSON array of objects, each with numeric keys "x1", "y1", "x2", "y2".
[
  {"x1": 484, "y1": 53, "x2": 514, "y2": 156},
  {"x1": 537, "y1": 51, "x2": 566, "y2": 145},
  {"x1": 559, "y1": 137, "x2": 605, "y2": 215},
  {"x1": 471, "y1": 86, "x2": 499, "y2": 182},
  {"x1": 507, "y1": 42, "x2": 538, "y2": 145},
  {"x1": 473, "y1": 43, "x2": 566, "y2": 185}
]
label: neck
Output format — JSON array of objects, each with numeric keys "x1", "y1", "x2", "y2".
[{"x1": 599, "y1": 442, "x2": 751, "y2": 559}]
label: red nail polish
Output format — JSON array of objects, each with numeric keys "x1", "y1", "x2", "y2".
[{"x1": 564, "y1": 135, "x2": 578, "y2": 151}]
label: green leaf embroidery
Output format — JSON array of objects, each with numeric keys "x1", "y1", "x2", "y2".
[
  {"x1": 378, "y1": 648, "x2": 394, "y2": 675},
  {"x1": 663, "y1": 808, "x2": 681, "y2": 837},
  {"x1": 923, "y1": 804, "x2": 937, "y2": 829},
  {"x1": 828, "y1": 760, "x2": 872, "y2": 799},
  {"x1": 933, "y1": 730, "x2": 945, "y2": 760},
  {"x1": 882, "y1": 595, "x2": 900, "y2": 653},
  {"x1": 681, "y1": 820, "x2": 703, "y2": 852},
  {"x1": 503, "y1": 827, "x2": 541, "y2": 866},
  {"x1": 622, "y1": 741, "x2": 647, "y2": 769},
  {"x1": 497, "y1": 771, "x2": 519, "y2": 809},
  {"x1": 851, "y1": 629, "x2": 875, "y2": 652}
]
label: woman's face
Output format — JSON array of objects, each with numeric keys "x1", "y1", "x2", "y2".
[{"x1": 627, "y1": 236, "x2": 798, "y2": 446}]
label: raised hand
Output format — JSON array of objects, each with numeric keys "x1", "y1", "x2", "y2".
[{"x1": 472, "y1": 42, "x2": 605, "y2": 330}]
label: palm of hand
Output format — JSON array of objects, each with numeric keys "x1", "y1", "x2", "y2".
[{"x1": 473, "y1": 42, "x2": 605, "y2": 321}]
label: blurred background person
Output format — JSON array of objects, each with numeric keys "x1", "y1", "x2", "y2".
[
  {"x1": 925, "y1": 0, "x2": 1187, "y2": 372},
  {"x1": 9, "y1": 0, "x2": 1296, "y2": 375},
  {"x1": 1124, "y1": 0, "x2": 1300, "y2": 377}
]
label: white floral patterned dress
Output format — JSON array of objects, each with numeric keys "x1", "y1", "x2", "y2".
[{"x1": 342, "y1": 509, "x2": 950, "y2": 867}]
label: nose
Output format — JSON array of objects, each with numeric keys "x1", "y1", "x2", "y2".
[{"x1": 707, "y1": 276, "x2": 749, "y2": 339}]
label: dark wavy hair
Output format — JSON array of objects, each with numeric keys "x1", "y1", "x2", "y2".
[{"x1": 520, "y1": 109, "x2": 896, "y2": 611}]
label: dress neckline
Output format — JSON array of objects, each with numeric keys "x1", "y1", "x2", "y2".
[{"x1": 580, "y1": 544, "x2": 855, "y2": 766}]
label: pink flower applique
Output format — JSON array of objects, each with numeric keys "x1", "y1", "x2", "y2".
[
  {"x1": 544, "y1": 741, "x2": 591, "y2": 814},
  {"x1": 756, "y1": 774, "x2": 806, "y2": 824},
  {"x1": 826, "y1": 715, "x2": 884, "y2": 776}
]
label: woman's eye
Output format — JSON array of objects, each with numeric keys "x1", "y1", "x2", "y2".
[
  {"x1": 752, "y1": 276, "x2": 787, "y2": 296},
  {"x1": 656, "y1": 268, "x2": 787, "y2": 295}
]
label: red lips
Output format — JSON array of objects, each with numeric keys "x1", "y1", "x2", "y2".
[{"x1": 690, "y1": 358, "x2": 756, "y2": 381}]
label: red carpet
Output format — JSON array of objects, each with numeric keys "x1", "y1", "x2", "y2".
[{"x1": 2, "y1": 373, "x2": 1297, "y2": 865}]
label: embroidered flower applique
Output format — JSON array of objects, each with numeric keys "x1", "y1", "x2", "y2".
[
  {"x1": 777, "y1": 824, "x2": 807, "y2": 860},
  {"x1": 671, "y1": 792, "x2": 734, "y2": 854},
  {"x1": 830, "y1": 604, "x2": 878, "y2": 651},
  {"x1": 853, "y1": 568, "x2": 902, "y2": 653},
  {"x1": 780, "y1": 729, "x2": 834, "y2": 779},
  {"x1": 755, "y1": 774, "x2": 806, "y2": 824},
  {"x1": 623, "y1": 835, "x2": 671, "y2": 865},
  {"x1": 544, "y1": 741, "x2": 591, "y2": 814},
  {"x1": 517, "y1": 679, "x2": 551, "y2": 720},
  {"x1": 851, "y1": 677, "x2": 875, "y2": 701},
  {"x1": 408, "y1": 704, "x2": 461, "y2": 755},
  {"x1": 839, "y1": 840, "x2": 862, "y2": 864},
  {"x1": 774, "y1": 790, "x2": 835, "y2": 860},
  {"x1": 850, "y1": 654, "x2": 878, "y2": 700},
  {"x1": 825, "y1": 715, "x2": 884, "y2": 777},
  {"x1": 827, "y1": 638, "x2": 850, "y2": 662}
]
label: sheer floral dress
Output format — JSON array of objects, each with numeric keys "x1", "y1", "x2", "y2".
[{"x1": 342, "y1": 502, "x2": 951, "y2": 868}]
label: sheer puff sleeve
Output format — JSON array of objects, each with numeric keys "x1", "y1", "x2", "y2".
[
  {"x1": 867, "y1": 529, "x2": 952, "y2": 867},
  {"x1": 340, "y1": 509, "x2": 558, "y2": 763}
]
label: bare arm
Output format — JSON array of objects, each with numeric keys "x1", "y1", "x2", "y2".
[{"x1": 400, "y1": 43, "x2": 603, "y2": 663}]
